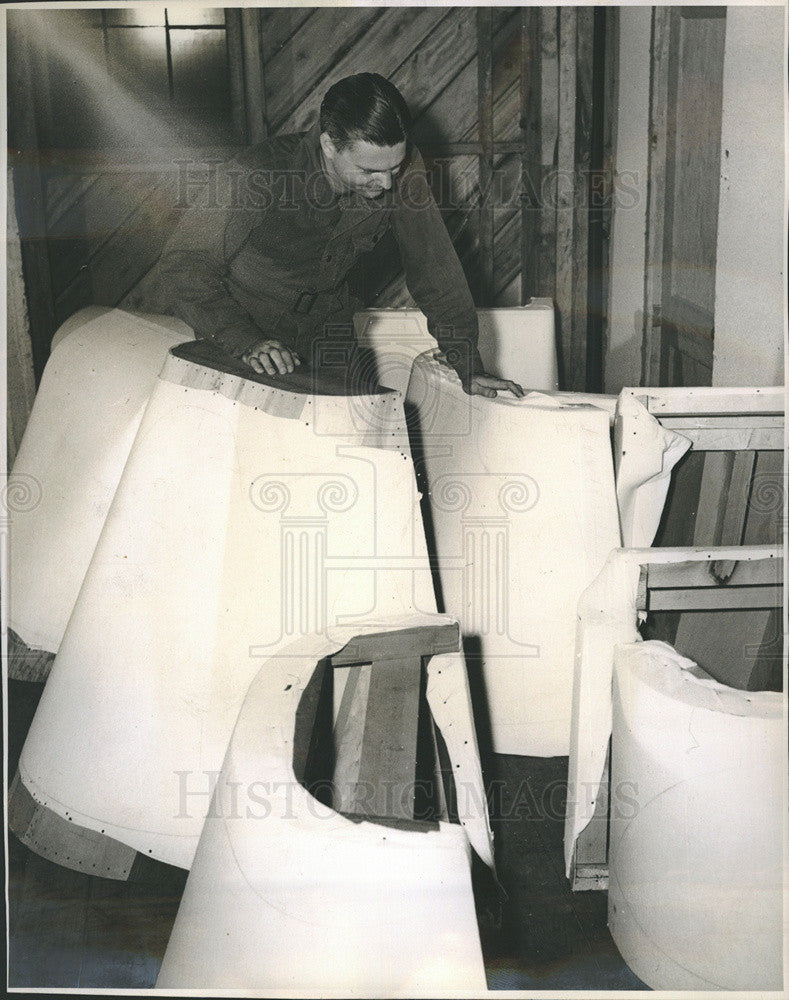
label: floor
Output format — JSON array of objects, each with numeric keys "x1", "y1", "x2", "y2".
[{"x1": 7, "y1": 678, "x2": 647, "y2": 991}]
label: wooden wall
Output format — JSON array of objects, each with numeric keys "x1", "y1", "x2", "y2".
[{"x1": 8, "y1": 6, "x2": 604, "y2": 417}]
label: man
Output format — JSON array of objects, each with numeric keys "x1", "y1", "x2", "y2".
[{"x1": 132, "y1": 73, "x2": 523, "y2": 399}]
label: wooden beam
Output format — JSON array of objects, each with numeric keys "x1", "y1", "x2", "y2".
[
  {"x1": 224, "y1": 10, "x2": 248, "y2": 143},
  {"x1": 350, "y1": 655, "x2": 423, "y2": 821},
  {"x1": 519, "y1": 6, "x2": 541, "y2": 303},
  {"x1": 240, "y1": 9, "x2": 268, "y2": 142},
  {"x1": 555, "y1": 7, "x2": 577, "y2": 389},
  {"x1": 641, "y1": 7, "x2": 673, "y2": 385},
  {"x1": 571, "y1": 6, "x2": 593, "y2": 391},
  {"x1": 540, "y1": 8, "x2": 559, "y2": 302},
  {"x1": 648, "y1": 586, "x2": 780, "y2": 612},
  {"x1": 7, "y1": 15, "x2": 59, "y2": 384},
  {"x1": 330, "y1": 623, "x2": 460, "y2": 667},
  {"x1": 477, "y1": 7, "x2": 495, "y2": 304},
  {"x1": 646, "y1": 557, "x2": 781, "y2": 591}
]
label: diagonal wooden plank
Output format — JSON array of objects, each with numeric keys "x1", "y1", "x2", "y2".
[
  {"x1": 278, "y1": 7, "x2": 449, "y2": 135},
  {"x1": 259, "y1": 6, "x2": 314, "y2": 64},
  {"x1": 265, "y1": 7, "x2": 383, "y2": 130},
  {"x1": 410, "y1": 8, "x2": 519, "y2": 148}
]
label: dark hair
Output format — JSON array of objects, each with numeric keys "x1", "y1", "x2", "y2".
[{"x1": 319, "y1": 73, "x2": 411, "y2": 150}]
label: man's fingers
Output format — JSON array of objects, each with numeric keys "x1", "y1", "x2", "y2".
[
  {"x1": 243, "y1": 341, "x2": 301, "y2": 376},
  {"x1": 470, "y1": 375, "x2": 525, "y2": 397},
  {"x1": 469, "y1": 383, "x2": 497, "y2": 398},
  {"x1": 267, "y1": 348, "x2": 289, "y2": 374}
]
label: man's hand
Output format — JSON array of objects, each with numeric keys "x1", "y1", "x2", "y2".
[
  {"x1": 467, "y1": 374, "x2": 525, "y2": 399},
  {"x1": 242, "y1": 340, "x2": 301, "y2": 376}
]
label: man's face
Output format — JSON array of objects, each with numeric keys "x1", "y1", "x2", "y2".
[{"x1": 320, "y1": 134, "x2": 407, "y2": 199}]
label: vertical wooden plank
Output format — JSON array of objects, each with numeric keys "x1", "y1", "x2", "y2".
[
  {"x1": 540, "y1": 8, "x2": 559, "y2": 302},
  {"x1": 585, "y1": 7, "x2": 607, "y2": 394},
  {"x1": 224, "y1": 10, "x2": 248, "y2": 143},
  {"x1": 555, "y1": 7, "x2": 576, "y2": 389},
  {"x1": 241, "y1": 8, "x2": 267, "y2": 142},
  {"x1": 642, "y1": 7, "x2": 672, "y2": 385},
  {"x1": 572, "y1": 6, "x2": 594, "y2": 392},
  {"x1": 519, "y1": 6, "x2": 541, "y2": 303},
  {"x1": 7, "y1": 14, "x2": 59, "y2": 384},
  {"x1": 6, "y1": 169, "x2": 37, "y2": 467},
  {"x1": 332, "y1": 664, "x2": 373, "y2": 814},
  {"x1": 477, "y1": 8, "x2": 495, "y2": 305},
  {"x1": 352, "y1": 657, "x2": 422, "y2": 821}
]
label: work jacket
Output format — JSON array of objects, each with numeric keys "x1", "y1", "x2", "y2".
[{"x1": 130, "y1": 124, "x2": 485, "y2": 388}]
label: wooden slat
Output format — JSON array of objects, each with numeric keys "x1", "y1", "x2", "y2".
[
  {"x1": 646, "y1": 556, "x2": 781, "y2": 591},
  {"x1": 520, "y1": 6, "x2": 541, "y2": 303},
  {"x1": 331, "y1": 623, "x2": 460, "y2": 667},
  {"x1": 264, "y1": 7, "x2": 382, "y2": 131},
  {"x1": 47, "y1": 171, "x2": 165, "y2": 291},
  {"x1": 539, "y1": 7, "x2": 559, "y2": 301},
  {"x1": 241, "y1": 8, "x2": 267, "y2": 142},
  {"x1": 642, "y1": 6, "x2": 673, "y2": 385},
  {"x1": 634, "y1": 385, "x2": 785, "y2": 416},
  {"x1": 571, "y1": 6, "x2": 593, "y2": 391},
  {"x1": 477, "y1": 7, "x2": 495, "y2": 304},
  {"x1": 648, "y1": 586, "x2": 780, "y2": 612},
  {"x1": 278, "y1": 8, "x2": 448, "y2": 135},
  {"x1": 401, "y1": 9, "x2": 484, "y2": 131},
  {"x1": 332, "y1": 664, "x2": 372, "y2": 814},
  {"x1": 555, "y1": 8, "x2": 577, "y2": 389},
  {"x1": 259, "y1": 6, "x2": 314, "y2": 63},
  {"x1": 666, "y1": 425, "x2": 783, "y2": 452},
  {"x1": 409, "y1": 8, "x2": 516, "y2": 148},
  {"x1": 352, "y1": 656, "x2": 423, "y2": 821},
  {"x1": 224, "y1": 10, "x2": 247, "y2": 142},
  {"x1": 57, "y1": 181, "x2": 184, "y2": 320},
  {"x1": 7, "y1": 17, "x2": 59, "y2": 383}
]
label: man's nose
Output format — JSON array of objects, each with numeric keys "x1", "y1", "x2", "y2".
[{"x1": 377, "y1": 172, "x2": 393, "y2": 190}]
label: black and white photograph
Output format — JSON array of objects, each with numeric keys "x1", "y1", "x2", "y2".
[{"x1": 3, "y1": 0, "x2": 786, "y2": 994}]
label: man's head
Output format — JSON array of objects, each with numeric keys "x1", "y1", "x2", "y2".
[{"x1": 319, "y1": 73, "x2": 411, "y2": 199}]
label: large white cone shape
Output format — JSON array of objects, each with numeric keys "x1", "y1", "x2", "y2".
[
  {"x1": 609, "y1": 640, "x2": 783, "y2": 991},
  {"x1": 156, "y1": 618, "x2": 488, "y2": 993},
  {"x1": 7, "y1": 309, "x2": 191, "y2": 653},
  {"x1": 18, "y1": 352, "x2": 494, "y2": 870},
  {"x1": 406, "y1": 351, "x2": 621, "y2": 755}
]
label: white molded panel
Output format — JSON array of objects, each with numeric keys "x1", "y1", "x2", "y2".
[
  {"x1": 354, "y1": 299, "x2": 558, "y2": 394},
  {"x1": 156, "y1": 619, "x2": 488, "y2": 992},
  {"x1": 407, "y1": 351, "x2": 620, "y2": 756},
  {"x1": 18, "y1": 363, "x2": 469, "y2": 869},
  {"x1": 609, "y1": 640, "x2": 783, "y2": 991},
  {"x1": 8, "y1": 310, "x2": 191, "y2": 652}
]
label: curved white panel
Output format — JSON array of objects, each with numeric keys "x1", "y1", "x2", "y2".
[
  {"x1": 609, "y1": 640, "x2": 783, "y2": 991},
  {"x1": 17, "y1": 359, "x2": 493, "y2": 872},
  {"x1": 156, "y1": 620, "x2": 487, "y2": 992},
  {"x1": 8, "y1": 309, "x2": 192, "y2": 652},
  {"x1": 406, "y1": 351, "x2": 620, "y2": 756},
  {"x1": 354, "y1": 299, "x2": 558, "y2": 394}
]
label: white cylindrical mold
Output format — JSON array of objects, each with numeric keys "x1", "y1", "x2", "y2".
[{"x1": 609, "y1": 640, "x2": 783, "y2": 991}]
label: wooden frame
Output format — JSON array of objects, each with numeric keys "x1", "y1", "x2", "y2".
[{"x1": 572, "y1": 385, "x2": 785, "y2": 891}]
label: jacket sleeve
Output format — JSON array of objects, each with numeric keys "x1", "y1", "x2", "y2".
[
  {"x1": 150, "y1": 161, "x2": 269, "y2": 359},
  {"x1": 390, "y1": 147, "x2": 486, "y2": 388}
]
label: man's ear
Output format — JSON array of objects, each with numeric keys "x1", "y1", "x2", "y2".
[{"x1": 319, "y1": 132, "x2": 337, "y2": 160}]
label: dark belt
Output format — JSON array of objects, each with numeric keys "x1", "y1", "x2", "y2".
[{"x1": 293, "y1": 290, "x2": 318, "y2": 315}]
